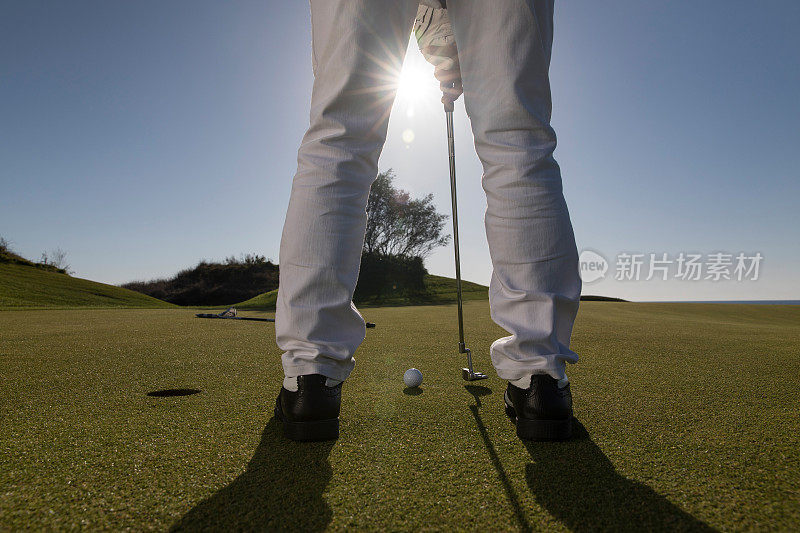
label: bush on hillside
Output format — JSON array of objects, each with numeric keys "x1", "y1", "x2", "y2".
[
  {"x1": 122, "y1": 254, "x2": 279, "y2": 306},
  {"x1": 40, "y1": 248, "x2": 71, "y2": 274},
  {"x1": 0, "y1": 236, "x2": 67, "y2": 274},
  {"x1": 354, "y1": 252, "x2": 427, "y2": 302},
  {"x1": 123, "y1": 251, "x2": 430, "y2": 307}
]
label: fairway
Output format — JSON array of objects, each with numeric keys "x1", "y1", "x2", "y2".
[{"x1": 1, "y1": 302, "x2": 799, "y2": 530}]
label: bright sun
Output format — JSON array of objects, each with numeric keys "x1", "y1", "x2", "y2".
[
  {"x1": 397, "y1": 62, "x2": 431, "y2": 101},
  {"x1": 395, "y1": 44, "x2": 439, "y2": 104},
  {"x1": 393, "y1": 42, "x2": 441, "y2": 145}
]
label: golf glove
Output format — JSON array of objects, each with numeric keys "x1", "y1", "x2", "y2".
[{"x1": 413, "y1": 4, "x2": 462, "y2": 111}]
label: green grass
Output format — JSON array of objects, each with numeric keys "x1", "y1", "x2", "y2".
[
  {"x1": 0, "y1": 263, "x2": 175, "y2": 309},
  {"x1": 236, "y1": 274, "x2": 488, "y2": 309},
  {"x1": 235, "y1": 288, "x2": 278, "y2": 309},
  {"x1": 1, "y1": 302, "x2": 798, "y2": 530}
]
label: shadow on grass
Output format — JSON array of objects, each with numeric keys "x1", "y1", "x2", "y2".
[
  {"x1": 523, "y1": 420, "x2": 717, "y2": 531},
  {"x1": 171, "y1": 417, "x2": 334, "y2": 532},
  {"x1": 466, "y1": 386, "x2": 715, "y2": 532},
  {"x1": 466, "y1": 385, "x2": 533, "y2": 533}
]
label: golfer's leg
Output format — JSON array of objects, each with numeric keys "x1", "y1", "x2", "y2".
[
  {"x1": 276, "y1": 0, "x2": 419, "y2": 382},
  {"x1": 447, "y1": 0, "x2": 581, "y2": 382}
]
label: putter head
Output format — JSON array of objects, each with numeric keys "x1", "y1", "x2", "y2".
[
  {"x1": 462, "y1": 368, "x2": 489, "y2": 381},
  {"x1": 460, "y1": 347, "x2": 489, "y2": 381}
]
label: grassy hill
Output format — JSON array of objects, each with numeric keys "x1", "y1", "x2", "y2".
[
  {"x1": 0, "y1": 263, "x2": 176, "y2": 309},
  {"x1": 235, "y1": 275, "x2": 627, "y2": 310},
  {"x1": 236, "y1": 274, "x2": 489, "y2": 310},
  {"x1": 235, "y1": 288, "x2": 278, "y2": 309}
]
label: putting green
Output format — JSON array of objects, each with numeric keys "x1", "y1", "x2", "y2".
[{"x1": 1, "y1": 302, "x2": 798, "y2": 530}]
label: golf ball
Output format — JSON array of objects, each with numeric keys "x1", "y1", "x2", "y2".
[{"x1": 403, "y1": 368, "x2": 423, "y2": 388}]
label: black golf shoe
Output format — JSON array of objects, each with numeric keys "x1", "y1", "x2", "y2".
[
  {"x1": 504, "y1": 374, "x2": 573, "y2": 441},
  {"x1": 275, "y1": 374, "x2": 341, "y2": 442}
]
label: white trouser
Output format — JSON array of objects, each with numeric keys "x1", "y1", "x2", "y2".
[{"x1": 276, "y1": 0, "x2": 580, "y2": 383}]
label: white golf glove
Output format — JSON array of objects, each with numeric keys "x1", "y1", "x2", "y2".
[{"x1": 413, "y1": 4, "x2": 462, "y2": 111}]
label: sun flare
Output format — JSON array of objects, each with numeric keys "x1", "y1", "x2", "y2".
[{"x1": 395, "y1": 44, "x2": 439, "y2": 104}]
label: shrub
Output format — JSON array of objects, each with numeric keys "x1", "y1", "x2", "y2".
[
  {"x1": 354, "y1": 252, "x2": 427, "y2": 302},
  {"x1": 122, "y1": 255, "x2": 279, "y2": 306},
  {"x1": 0, "y1": 237, "x2": 67, "y2": 274}
]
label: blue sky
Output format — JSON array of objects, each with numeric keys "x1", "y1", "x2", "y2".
[{"x1": 1, "y1": 1, "x2": 798, "y2": 301}]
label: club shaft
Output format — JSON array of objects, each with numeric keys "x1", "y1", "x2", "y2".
[{"x1": 446, "y1": 110, "x2": 466, "y2": 351}]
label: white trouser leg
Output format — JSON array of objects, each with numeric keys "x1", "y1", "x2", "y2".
[
  {"x1": 276, "y1": 0, "x2": 419, "y2": 382},
  {"x1": 446, "y1": 0, "x2": 581, "y2": 381}
]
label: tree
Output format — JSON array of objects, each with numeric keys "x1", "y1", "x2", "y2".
[
  {"x1": 354, "y1": 253, "x2": 427, "y2": 302},
  {"x1": 364, "y1": 170, "x2": 450, "y2": 258}
]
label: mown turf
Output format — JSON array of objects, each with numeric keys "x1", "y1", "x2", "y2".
[
  {"x1": 1, "y1": 302, "x2": 798, "y2": 530},
  {"x1": 0, "y1": 263, "x2": 175, "y2": 310},
  {"x1": 236, "y1": 274, "x2": 488, "y2": 310},
  {"x1": 234, "y1": 288, "x2": 278, "y2": 309}
]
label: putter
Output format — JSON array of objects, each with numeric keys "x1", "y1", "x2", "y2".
[{"x1": 446, "y1": 105, "x2": 488, "y2": 382}]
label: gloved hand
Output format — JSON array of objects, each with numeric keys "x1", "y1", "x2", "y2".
[{"x1": 413, "y1": 5, "x2": 462, "y2": 111}]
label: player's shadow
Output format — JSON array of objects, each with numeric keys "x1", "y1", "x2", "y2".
[
  {"x1": 465, "y1": 385, "x2": 534, "y2": 533},
  {"x1": 170, "y1": 416, "x2": 334, "y2": 532},
  {"x1": 466, "y1": 386, "x2": 716, "y2": 532},
  {"x1": 523, "y1": 420, "x2": 718, "y2": 531}
]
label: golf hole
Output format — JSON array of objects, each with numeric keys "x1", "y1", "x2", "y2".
[{"x1": 147, "y1": 388, "x2": 202, "y2": 397}]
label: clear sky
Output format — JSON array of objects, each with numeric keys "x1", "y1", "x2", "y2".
[{"x1": 1, "y1": 1, "x2": 798, "y2": 301}]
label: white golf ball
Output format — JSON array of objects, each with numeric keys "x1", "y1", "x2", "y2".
[{"x1": 403, "y1": 368, "x2": 423, "y2": 388}]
